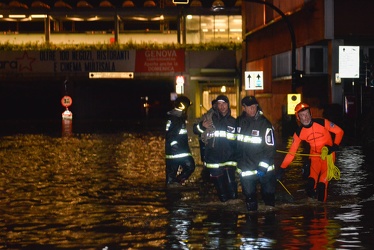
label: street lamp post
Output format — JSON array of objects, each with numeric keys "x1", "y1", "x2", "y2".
[{"x1": 243, "y1": 0, "x2": 297, "y2": 92}]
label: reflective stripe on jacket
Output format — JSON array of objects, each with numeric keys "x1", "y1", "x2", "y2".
[{"x1": 165, "y1": 109, "x2": 192, "y2": 159}]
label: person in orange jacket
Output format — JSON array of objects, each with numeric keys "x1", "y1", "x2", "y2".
[{"x1": 277, "y1": 103, "x2": 344, "y2": 202}]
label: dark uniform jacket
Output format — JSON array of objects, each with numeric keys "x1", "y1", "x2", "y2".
[
  {"x1": 194, "y1": 109, "x2": 236, "y2": 166},
  {"x1": 165, "y1": 109, "x2": 191, "y2": 158},
  {"x1": 236, "y1": 111, "x2": 275, "y2": 173}
]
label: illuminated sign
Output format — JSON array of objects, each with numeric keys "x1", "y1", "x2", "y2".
[
  {"x1": 173, "y1": 0, "x2": 189, "y2": 4},
  {"x1": 89, "y1": 72, "x2": 134, "y2": 79}
]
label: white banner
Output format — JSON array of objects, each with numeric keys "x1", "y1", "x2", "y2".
[{"x1": 0, "y1": 50, "x2": 136, "y2": 75}]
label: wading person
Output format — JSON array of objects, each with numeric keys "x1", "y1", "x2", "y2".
[
  {"x1": 193, "y1": 95, "x2": 237, "y2": 202},
  {"x1": 165, "y1": 96, "x2": 196, "y2": 188},
  {"x1": 236, "y1": 96, "x2": 276, "y2": 211},
  {"x1": 193, "y1": 99, "x2": 217, "y2": 182},
  {"x1": 277, "y1": 103, "x2": 344, "y2": 202},
  {"x1": 194, "y1": 99, "x2": 218, "y2": 163}
]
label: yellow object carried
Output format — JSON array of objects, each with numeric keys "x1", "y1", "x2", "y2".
[
  {"x1": 320, "y1": 146, "x2": 341, "y2": 181},
  {"x1": 276, "y1": 146, "x2": 341, "y2": 181}
]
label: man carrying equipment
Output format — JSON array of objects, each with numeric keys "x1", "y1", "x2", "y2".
[
  {"x1": 278, "y1": 103, "x2": 344, "y2": 202},
  {"x1": 193, "y1": 95, "x2": 237, "y2": 202}
]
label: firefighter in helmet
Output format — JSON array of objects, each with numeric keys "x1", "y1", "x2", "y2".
[
  {"x1": 165, "y1": 96, "x2": 196, "y2": 187},
  {"x1": 277, "y1": 102, "x2": 344, "y2": 202}
]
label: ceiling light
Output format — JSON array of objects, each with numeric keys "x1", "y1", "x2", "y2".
[
  {"x1": 122, "y1": 0, "x2": 135, "y2": 7},
  {"x1": 100, "y1": 1, "x2": 114, "y2": 7},
  {"x1": 234, "y1": 0, "x2": 242, "y2": 7},
  {"x1": 30, "y1": 14, "x2": 47, "y2": 18},
  {"x1": 77, "y1": 1, "x2": 93, "y2": 8},
  {"x1": 54, "y1": 0, "x2": 72, "y2": 9},
  {"x1": 144, "y1": 0, "x2": 156, "y2": 7},
  {"x1": 212, "y1": 0, "x2": 225, "y2": 11},
  {"x1": 31, "y1": 1, "x2": 50, "y2": 9},
  {"x1": 190, "y1": 0, "x2": 202, "y2": 7},
  {"x1": 9, "y1": 14, "x2": 26, "y2": 18}
]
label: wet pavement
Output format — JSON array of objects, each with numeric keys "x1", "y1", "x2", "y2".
[{"x1": 0, "y1": 126, "x2": 374, "y2": 249}]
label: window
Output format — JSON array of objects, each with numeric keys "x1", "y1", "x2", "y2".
[
  {"x1": 186, "y1": 15, "x2": 242, "y2": 44},
  {"x1": 305, "y1": 46, "x2": 327, "y2": 74}
]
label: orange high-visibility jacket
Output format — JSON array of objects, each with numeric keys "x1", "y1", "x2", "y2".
[{"x1": 280, "y1": 118, "x2": 344, "y2": 169}]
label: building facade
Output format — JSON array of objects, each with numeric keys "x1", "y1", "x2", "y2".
[
  {"x1": 1, "y1": 0, "x2": 373, "y2": 136},
  {"x1": 242, "y1": 0, "x2": 374, "y2": 135}
]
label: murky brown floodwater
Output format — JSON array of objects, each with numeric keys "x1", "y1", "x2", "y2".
[{"x1": 0, "y1": 131, "x2": 373, "y2": 249}]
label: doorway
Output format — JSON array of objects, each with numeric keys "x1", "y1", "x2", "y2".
[{"x1": 198, "y1": 81, "x2": 238, "y2": 118}]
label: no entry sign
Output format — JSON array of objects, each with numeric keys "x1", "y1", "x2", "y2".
[{"x1": 61, "y1": 96, "x2": 73, "y2": 108}]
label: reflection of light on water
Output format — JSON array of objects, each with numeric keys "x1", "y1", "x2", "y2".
[
  {"x1": 240, "y1": 237, "x2": 275, "y2": 249},
  {"x1": 167, "y1": 207, "x2": 192, "y2": 250},
  {"x1": 1, "y1": 134, "x2": 373, "y2": 249},
  {"x1": 334, "y1": 204, "x2": 364, "y2": 248},
  {"x1": 335, "y1": 204, "x2": 363, "y2": 222},
  {"x1": 334, "y1": 146, "x2": 368, "y2": 198}
]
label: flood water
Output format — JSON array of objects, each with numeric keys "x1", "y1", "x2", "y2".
[{"x1": 0, "y1": 124, "x2": 373, "y2": 249}]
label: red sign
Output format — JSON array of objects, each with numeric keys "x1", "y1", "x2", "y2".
[
  {"x1": 61, "y1": 96, "x2": 73, "y2": 107},
  {"x1": 135, "y1": 49, "x2": 185, "y2": 73}
]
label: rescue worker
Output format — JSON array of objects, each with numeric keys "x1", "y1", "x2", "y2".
[
  {"x1": 277, "y1": 103, "x2": 344, "y2": 202},
  {"x1": 165, "y1": 96, "x2": 196, "y2": 187},
  {"x1": 193, "y1": 99, "x2": 217, "y2": 182},
  {"x1": 193, "y1": 95, "x2": 237, "y2": 202},
  {"x1": 236, "y1": 96, "x2": 276, "y2": 211}
]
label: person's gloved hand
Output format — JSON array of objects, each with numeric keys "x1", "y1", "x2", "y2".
[
  {"x1": 326, "y1": 144, "x2": 339, "y2": 155},
  {"x1": 257, "y1": 166, "x2": 267, "y2": 177},
  {"x1": 276, "y1": 168, "x2": 286, "y2": 180}
]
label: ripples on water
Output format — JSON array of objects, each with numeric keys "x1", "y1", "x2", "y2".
[{"x1": 0, "y1": 133, "x2": 373, "y2": 249}]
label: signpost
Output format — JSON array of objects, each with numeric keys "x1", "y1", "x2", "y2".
[{"x1": 61, "y1": 95, "x2": 73, "y2": 137}]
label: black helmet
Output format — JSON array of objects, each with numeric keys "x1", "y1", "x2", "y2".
[{"x1": 174, "y1": 96, "x2": 192, "y2": 111}]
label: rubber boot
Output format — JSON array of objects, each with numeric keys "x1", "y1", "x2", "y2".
[
  {"x1": 166, "y1": 168, "x2": 177, "y2": 185},
  {"x1": 245, "y1": 195, "x2": 258, "y2": 211},
  {"x1": 262, "y1": 192, "x2": 275, "y2": 207},
  {"x1": 225, "y1": 168, "x2": 238, "y2": 199},
  {"x1": 305, "y1": 177, "x2": 316, "y2": 199},
  {"x1": 212, "y1": 175, "x2": 229, "y2": 202},
  {"x1": 316, "y1": 182, "x2": 326, "y2": 202}
]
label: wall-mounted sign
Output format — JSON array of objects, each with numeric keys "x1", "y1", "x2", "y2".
[
  {"x1": 339, "y1": 46, "x2": 360, "y2": 78},
  {"x1": 245, "y1": 71, "x2": 263, "y2": 90},
  {"x1": 135, "y1": 49, "x2": 185, "y2": 73},
  {"x1": 287, "y1": 93, "x2": 301, "y2": 115},
  {"x1": 89, "y1": 72, "x2": 133, "y2": 79}
]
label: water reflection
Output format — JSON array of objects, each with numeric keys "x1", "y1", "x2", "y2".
[
  {"x1": 238, "y1": 213, "x2": 276, "y2": 249},
  {"x1": 0, "y1": 133, "x2": 373, "y2": 249}
]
